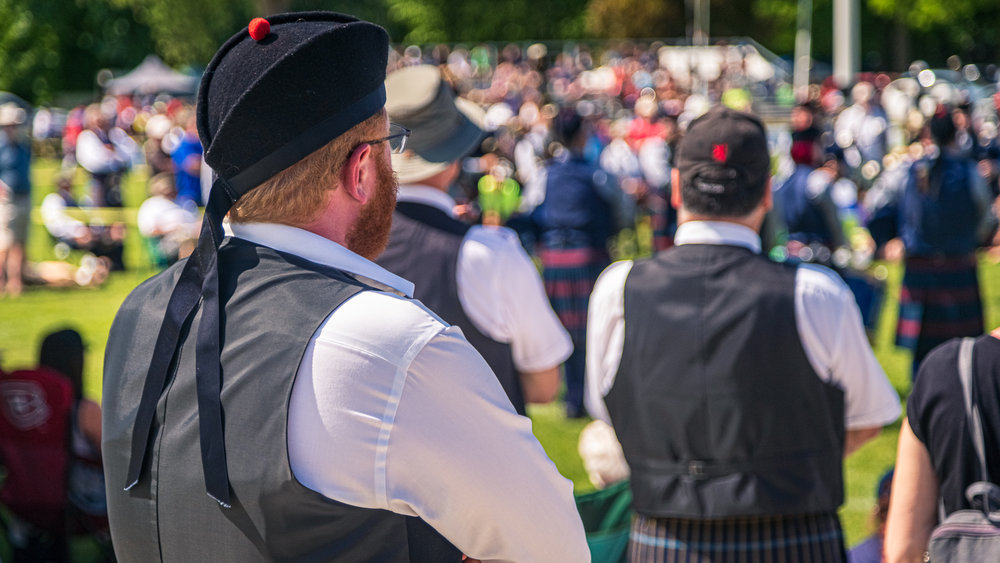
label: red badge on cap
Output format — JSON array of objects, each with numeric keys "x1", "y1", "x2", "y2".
[
  {"x1": 248, "y1": 17, "x2": 270, "y2": 41},
  {"x1": 712, "y1": 143, "x2": 728, "y2": 163}
]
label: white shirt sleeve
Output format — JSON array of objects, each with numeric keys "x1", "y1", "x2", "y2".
[
  {"x1": 794, "y1": 264, "x2": 901, "y2": 429},
  {"x1": 288, "y1": 291, "x2": 588, "y2": 563},
  {"x1": 584, "y1": 260, "x2": 633, "y2": 425},
  {"x1": 75, "y1": 130, "x2": 122, "y2": 174},
  {"x1": 458, "y1": 226, "x2": 573, "y2": 373}
]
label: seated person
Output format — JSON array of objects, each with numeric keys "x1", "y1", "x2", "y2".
[
  {"x1": 0, "y1": 328, "x2": 109, "y2": 560},
  {"x1": 136, "y1": 173, "x2": 200, "y2": 265},
  {"x1": 848, "y1": 468, "x2": 893, "y2": 563},
  {"x1": 38, "y1": 329, "x2": 107, "y2": 524},
  {"x1": 40, "y1": 174, "x2": 125, "y2": 270}
]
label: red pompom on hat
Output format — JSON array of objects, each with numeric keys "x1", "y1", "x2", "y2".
[{"x1": 248, "y1": 17, "x2": 270, "y2": 41}]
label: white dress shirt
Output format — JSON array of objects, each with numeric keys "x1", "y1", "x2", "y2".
[
  {"x1": 585, "y1": 220, "x2": 901, "y2": 429},
  {"x1": 397, "y1": 185, "x2": 573, "y2": 373},
  {"x1": 229, "y1": 222, "x2": 588, "y2": 563}
]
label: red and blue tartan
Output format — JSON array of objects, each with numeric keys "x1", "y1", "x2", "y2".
[
  {"x1": 539, "y1": 246, "x2": 610, "y2": 337},
  {"x1": 896, "y1": 254, "x2": 983, "y2": 365}
]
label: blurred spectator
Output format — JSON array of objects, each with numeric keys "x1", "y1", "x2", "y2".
[
  {"x1": 835, "y1": 81, "x2": 889, "y2": 182},
  {"x1": 75, "y1": 104, "x2": 130, "y2": 207},
  {"x1": 379, "y1": 64, "x2": 571, "y2": 416},
  {"x1": 142, "y1": 113, "x2": 174, "y2": 176},
  {"x1": 847, "y1": 469, "x2": 893, "y2": 563},
  {"x1": 136, "y1": 173, "x2": 199, "y2": 265},
  {"x1": 773, "y1": 113, "x2": 847, "y2": 260},
  {"x1": 530, "y1": 106, "x2": 630, "y2": 418},
  {"x1": 0, "y1": 102, "x2": 31, "y2": 296},
  {"x1": 61, "y1": 105, "x2": 85, "y2": 170},
  {"x1": 0, "y1": 328, "x2": 109, "y2": 561},
  {"x1": 40, "y1": 174, "x2": 126, "y2": 271},
  {"x1": 169, "y1": 109, "x2": 203, "y2": 207},
  {"x1": 896, "y1": 106, "x2": 992, "y2": 377},
  {"x1": 885, "y1": 330, "x2": 1000, "y2": 562},
  {"x1": 38, "y1": 329, "x2": 108, "y2": 533}
]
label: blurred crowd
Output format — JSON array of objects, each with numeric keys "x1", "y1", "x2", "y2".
[
  {"x1": 2, "y1": 33, "x2": 999, "y2": 563},
  {"x1": 3, "y1": 41, "x2": 1000, "y2": 312}
]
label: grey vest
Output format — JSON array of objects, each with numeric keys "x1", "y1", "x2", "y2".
[
  {"x1": 605, "y1": 244, "x2": 845, "y2": 518},
  {"x1": 103, "y1": 238, "x2": 461, "y2": 562},
  {"x1": 377, "y1": 202, "x2": 523, "y2": 414}
]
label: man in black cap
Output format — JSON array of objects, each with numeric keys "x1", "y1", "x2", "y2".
[
  {"x1": 377, "y1": 64, "x2": 571, "y2": 416},
  {"x1": 585, "y1": 106, "x2": 900, "y2": 561},
  {"x1": 101, "y1": 13, "x2": 587, "y2": 562}
]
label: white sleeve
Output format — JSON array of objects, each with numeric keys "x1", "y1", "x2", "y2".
[
  {"x1": 584, "y1": 260, "x2": 633, "y2": 425},
  {"x1": 75, "y1": 130, "x2": 114, "y2": 174},
  {"x1": 288, "y1": 292, "x2": 588, "y2": 563},
  {"x1": 794, "y1": 264, "x2": 901, "y2": 429},
  {"x1": 388, "y1": 328, "x2": 589, "y2": 562},
  {"x1": 458, "y1": 226, "x2": 572, "y2": 373}
]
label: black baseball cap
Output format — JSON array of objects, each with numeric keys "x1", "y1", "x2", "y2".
[{"x1": 676, "y1": 106, "x2": 770, "y2": 196}]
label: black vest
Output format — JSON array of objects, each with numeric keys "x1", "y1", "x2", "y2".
[
  {"x1": 605, "y1": 244, "x2": 846, "y2": 519},
  {"x1": 102, "y1": 239, "x2": 462, "y2": 562},
  {"x1": 377, "y1": 202, "x2": 523, "y2": 414}
]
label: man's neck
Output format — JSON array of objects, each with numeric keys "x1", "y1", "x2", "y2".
[{"x1": 677, "y1": 208, "x2": 765, "y2": 233}]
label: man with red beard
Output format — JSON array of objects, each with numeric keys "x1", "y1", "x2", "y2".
[{"x1": 101, "y1": 13, "x2": 587, "y2": 563}]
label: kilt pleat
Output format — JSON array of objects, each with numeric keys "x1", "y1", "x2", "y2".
[{"x1": 628, "y1": 512, "x2": 846, "y2": 562}]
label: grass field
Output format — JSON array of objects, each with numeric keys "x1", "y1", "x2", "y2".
[{"x1": 3, "y1": 158, "x2": 1000, "y2": 555}]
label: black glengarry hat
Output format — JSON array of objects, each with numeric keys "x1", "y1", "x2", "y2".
[{"x1": 126, "y1": 12, "x2": 389, "y2": 508}]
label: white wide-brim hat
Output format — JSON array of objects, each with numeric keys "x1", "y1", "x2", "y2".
[{"x1": 385, "y1": 65, "x2": 486, "y2": 184}]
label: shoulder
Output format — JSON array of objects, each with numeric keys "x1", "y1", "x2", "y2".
[
  {"x1": 465, "y1": 224, "x2": 523, "y2": 252},
  {"x1": 595, "y1": 260, "x2": 634, "y2": 297},
  {"x1": 794, "y1": 262, "x2": 852, "y2": 303},
  {"x1": 911, "y1": 339, "x2": 963, "y2": 402},
  {"x1": 462, "y1": 225, "x2": 535, "y2": 274},
  {"x1": 322, "y1": 290, "x2": 451, "y2": 364}
]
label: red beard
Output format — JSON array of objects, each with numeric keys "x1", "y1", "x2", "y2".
[{"x1": 346, "y1": 149, "x2": 398, "y2": 261}]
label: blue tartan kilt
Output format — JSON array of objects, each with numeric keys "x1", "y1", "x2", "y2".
[
  {"x1": 896, "y1": 254, "x2": 983, "y2": 362},
  {"x1": 629, "y1": 512, "x2": 847, "y2": 563},
  {"x1": 540, "y1": 246, "x2": 610, "y2": 336}
]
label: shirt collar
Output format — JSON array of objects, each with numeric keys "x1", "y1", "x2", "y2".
[
  {"x1": 397, "y1": 185, "x2": 456, "y2": 217},
  {"x1": 674, "y1": 221, "x2": 762, "y2": 254},
  {"x1": 228, "y1": 222, "x2": 414, "y2": 297}
]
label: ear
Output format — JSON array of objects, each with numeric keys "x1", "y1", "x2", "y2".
[
  {"x1": 761, "y1": 177, "x2": 773, "y2": 212},
  {"x1": 670, "y1": 168, "x2": 682, "y2": 210},
  {"x1": 341, "y1": 143, "x2": 373, "y2": 204}
]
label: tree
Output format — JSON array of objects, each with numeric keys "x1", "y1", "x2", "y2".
[
  {"x1": 385, "y1": 0, "x2": 588, "y2": 43},
  {"x1": 0, "y1": 0, "x2": 155, "y2": 104},
  {"x1": 584, "y1": 0, "x2": 684, "y2": 39}
]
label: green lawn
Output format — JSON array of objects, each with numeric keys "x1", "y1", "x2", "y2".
[{"x1": 4, "y1": 158, "x2": 1000, "y2": 552}]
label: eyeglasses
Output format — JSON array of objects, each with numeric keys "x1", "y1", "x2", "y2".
[{"x1": 364, "y1": 122, "x2": 410, "y2": 154}]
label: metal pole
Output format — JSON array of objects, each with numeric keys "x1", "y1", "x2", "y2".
[
  {"x1": 793, "y1": 0, "x2": 812, "y2": 101},
  {"x1": 693, "y1": 0, "x2": 709, "y2": 47},
  {"x1": 833, "y1": 0, "x2": 859, "y2": 88}
]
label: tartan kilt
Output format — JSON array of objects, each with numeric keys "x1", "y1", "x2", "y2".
[
  {"x1": 629, "y1": 512, "x2": 847, "y2": 563},
  {"x1": 896, "y1": 254, "x2": 984, "y2": 362},
  {"x1": 539, "y1": 246, "x2": 611, "y2": 337}
]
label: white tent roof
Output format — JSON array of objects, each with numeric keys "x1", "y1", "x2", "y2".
[{"x1": 106, "y1": 55, "x2": 198, "y2": 96}]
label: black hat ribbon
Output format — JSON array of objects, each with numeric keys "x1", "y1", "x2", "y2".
[{"x1": 124, "y1": 177, "x2": 236, "y2": 507}]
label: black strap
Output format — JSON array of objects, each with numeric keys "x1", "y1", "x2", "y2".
[
  {"x1": 958, "y1": 337, "x2": 989, "y2": 481},
  {"x1": 125, "y1": 178, "x2": 235, "y2": 508},
  {"x1": 394, "y1": 201, "x2": 471, "y2": 237}
]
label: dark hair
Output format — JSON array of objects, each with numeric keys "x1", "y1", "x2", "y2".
[
  {"x1": 681, "y1": 174, "x2": 768, "y2": 218},
  {"x1": 39, "y1": 328, "x2": 85, "y2": 401},
  {"x1": 553, "y1": 106, "x2": 584, "y2": 146},
  {"x1": 918, "y1": 105, "x2": 957, "y2": 195},
  {"x1": 929, "y1": 105, "x2": 957, "y2": 147}
]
